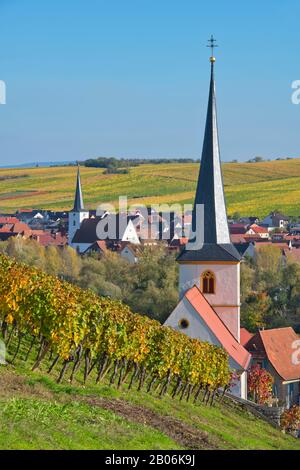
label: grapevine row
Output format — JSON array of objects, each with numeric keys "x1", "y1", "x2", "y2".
[{"x1": 0, "y1": 254, "x2": 231, "y2": 403}]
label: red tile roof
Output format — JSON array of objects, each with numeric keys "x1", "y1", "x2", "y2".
[
  {"x1": 240, "y1": 327, "x2": 254, "y2": 347},
  {"x1": 0, "y1": 217, "x2": 19, "y2": 224},
  {"x1": 0, "y1": 222, "x2": 31, "y2": 236},
  {"x1": 246, "y1": 327, "x2": 300, "y2": 381},
  {"x1": 184, "y1": 286, "x2": 251, "y2": 370},
  {"x1": 30, "y1": 232, "x2": 67, "y2": 247},
  {"x1": 30, "y1": 230, "x2": 46, "y2": 236},
  {"x1": 243, "y1": 235, "x2": 265, "y2": 242},
  {"x1": 229, "y1": 224, "x2": 248, "y2": 234}
]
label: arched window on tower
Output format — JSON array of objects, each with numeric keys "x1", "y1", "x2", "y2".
[{"x1": 201, "y1": 271, "x2": 215, "y2": 294}]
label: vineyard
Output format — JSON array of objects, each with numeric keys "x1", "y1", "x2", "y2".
[{"x1": 0, "y1": 254, "x2": 231, "y2": 405}]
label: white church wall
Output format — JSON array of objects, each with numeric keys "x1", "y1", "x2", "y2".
[
  {"x1": 228, "y1": 361, "x2": 248, "y2": 400},
  {"x1": 68, "y1": 211, "x2": 89, "y2": 246},
  {"x1": 179, "y1": 263, "x2": 240, "y2": 340},
  {"x1": 179, "y1": 263, "x2": 239, "y2": 305},
  {"x1": 164, "y1": 296, "x2": 221, "y2": 345}
]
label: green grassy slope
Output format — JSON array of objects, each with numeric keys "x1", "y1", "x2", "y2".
[
  {"x1": 1, "y1": 364, "x2": 299, "y2": 450},
  {"x1": 0, "y1": 159, "x2": 300, "y2": 216}
]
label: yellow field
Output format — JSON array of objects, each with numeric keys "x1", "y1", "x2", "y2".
[{"x1": 0, "y1": 159, "x2": 299, "y2": 217}]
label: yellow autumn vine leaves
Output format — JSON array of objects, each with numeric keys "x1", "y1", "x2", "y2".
[{"x1": 0, "y1": 254, "x2": 231, "y2": 390}]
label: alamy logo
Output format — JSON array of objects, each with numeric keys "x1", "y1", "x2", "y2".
[
  {"x1": 291, "y1": 80, "x2": 300, "y2": 104},
  {"x1": 291, "y1": 339, "x2": 300, "y2": 365},
  {"x1": 95, "y1": 197, "x2": 204, "y2": 250},
  {"x1": 0, "y1": 80, "x2": 6, "y2": 104}
]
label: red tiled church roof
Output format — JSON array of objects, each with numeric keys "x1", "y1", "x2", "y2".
[{"x1": 184, "y1": 286, "x2": 251, "y2": 370}]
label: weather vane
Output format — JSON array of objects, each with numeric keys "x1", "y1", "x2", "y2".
[{"x1": 207, "y1": 35, "x2": 218, "y2": 61}]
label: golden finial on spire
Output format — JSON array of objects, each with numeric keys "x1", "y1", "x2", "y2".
[{"x1": 207, "y1": 35, "x2": 218, "y2": 62}]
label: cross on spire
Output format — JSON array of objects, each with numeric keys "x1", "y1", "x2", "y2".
[{"x1": 207, "y1": 35, "x2": 218, "y2": 61}]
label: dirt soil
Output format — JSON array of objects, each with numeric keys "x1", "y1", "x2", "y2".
[
  {"x1": 85, "y1": 396, "x2": 217, "y2": 450},
  {"x1": 0, "y1": 369, "x2": 216, "y2": 450}
]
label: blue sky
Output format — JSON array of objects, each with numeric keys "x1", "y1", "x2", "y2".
[{"x1": 0, "y1": 0, "x2": 299, "y2": 165}]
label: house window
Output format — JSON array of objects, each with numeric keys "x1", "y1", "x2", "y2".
[
  {"x1": 178, "y1": 318, "x2": 189, "y2": 329},
  {"x1": 201, "y1": 271, "x2": 215, "y2": 294}
]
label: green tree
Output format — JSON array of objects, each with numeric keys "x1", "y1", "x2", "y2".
[{"x1": 241, "y1": 292, "x2": 271, "y2": 331}]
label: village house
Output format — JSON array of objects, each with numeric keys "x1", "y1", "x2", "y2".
[
  {"x1": 119, "y1": 242, "x2": 142, "y2": 264},
  {"x1": 246, "y1": 223, "x2": 269, "y2": 239},
  {"x1": 244, "y1": 327, "x2": 300, "y2": 408},
  {"x1": 84, "y1": 239, "x2": 142, "y2": 264},
  {"x1": 229, "y1": 223, "x2": 248, "y2": 235},
  {"x1": 0, "y1": 219, "x2": 32, "y2": 241},
  {"x1": 261, "y1": 211, "x2": 290, "y2": 230},
  {"x1": 0, "y1": 215, "x2": 67, "y2": 248},
  {"x1": 229, "y1": 222, "x2": 269, "y2": 239}
]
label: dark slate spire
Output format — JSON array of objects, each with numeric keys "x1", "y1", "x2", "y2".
[
  {"x1": 178, "y1": 49, "x2": 240, "y2": 262},
  {"x1": 193, "y1": 57, "x2": 230, "y2": 244},
  {"x1": 72, "y1": 164, "x2": 85, "y2": 212}
]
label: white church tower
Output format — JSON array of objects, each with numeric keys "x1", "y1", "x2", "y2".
[
  {"x1": 68, "y1": 165, "x2": 89, "y2": 248},
  {"x1": 177, "y1": 43, "x2": 241, "y2": 341}
]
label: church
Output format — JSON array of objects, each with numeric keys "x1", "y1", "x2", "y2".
[
  {"x1": 164, "y1": 46, "x2": 251, "y2": 399},
  {"x1": 68, "y1": 167, "x2": 141, "y2": 253}
]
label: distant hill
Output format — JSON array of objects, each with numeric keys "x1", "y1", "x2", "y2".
[
  {"x1": 0, "y1": 158, "x2": 300, "y2": 217},
  {"x1": 0, "y1": 161, "x2": 76, "y2": 169}
]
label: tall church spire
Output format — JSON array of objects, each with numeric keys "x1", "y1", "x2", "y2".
[
  {"x1": 73, "y1": 164, "x2": 85, "y2": 212},
  {"x1": 193, "y1": 45, "x2": 230, "y2": 245},
  {"x1": 177, "y1": 39, "x2": 241, "y2": 340},
  {"x1": 178, "y1": 39, "x2": 240, "y2": 262}
]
